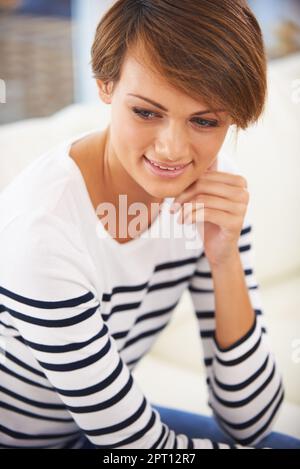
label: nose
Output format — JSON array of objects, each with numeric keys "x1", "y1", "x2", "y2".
[{"x1": 155, "y1": 121, "x2": 190, "y2": 163}]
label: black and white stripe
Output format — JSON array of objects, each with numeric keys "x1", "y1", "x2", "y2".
[
  {"x1": 0, "y1": 142, "x2": 284, "y2": 449},
  {"x1": 188, "y1": 222, "x2": 284, "y2": 446}
]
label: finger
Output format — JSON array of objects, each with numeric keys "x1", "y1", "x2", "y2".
[
  {"x1": 177, "y1": 200, "x2": 205, "y2": 223},
  {"x1": 173, "y1": 182, "x2": 249, "y2": 210},
  {"x1": 203, "y1": 170, "x2": 248, "y2": 189},
  {"x1": 178, "y1": 196, "x2": 245, "y2": 223},
  {"x1": 182, "y1": 207, "x2": 242, "y2": 231}
]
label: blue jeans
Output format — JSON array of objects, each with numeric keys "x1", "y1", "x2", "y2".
[{"x1": 80, "y1": 404, "x2": 300, "y2": 449}]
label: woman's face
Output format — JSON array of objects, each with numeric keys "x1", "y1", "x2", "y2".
[{"x1": 97, "y1": 51, "x2": 233, "y2": 201}]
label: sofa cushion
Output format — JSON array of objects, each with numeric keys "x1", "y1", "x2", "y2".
[
  {"x1": 221, "y1": 52, "x2": 300, "y2": 284},
  {"x1": 133, "y1": 353, "x2": 300, "y2": 440}
]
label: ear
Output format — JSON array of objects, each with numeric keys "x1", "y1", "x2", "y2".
[{"x1": 96, "y1": 79, "x2": 113, "y2": 104}]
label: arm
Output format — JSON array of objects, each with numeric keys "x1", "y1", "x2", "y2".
[
  {"x1": 188, "y1": 218, "x2": 285, "y2": 447},
  {"x1": 1, "y1": 212, "x2": 255, "y2": 449},
  {"x1": 212, "y1": 247, "x2": 256, "y2": 350}
]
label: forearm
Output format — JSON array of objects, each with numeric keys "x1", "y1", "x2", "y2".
[
  {"x1": 189, "y1": 238, "x2": 284, "y2": 445},
  {"x1": 211, "y1": 249, "x2": 256, "y2": 350}
]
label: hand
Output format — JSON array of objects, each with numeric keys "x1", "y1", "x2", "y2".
[{"x1": 170, "y1": 157, "x2": 250, "y2": 267}]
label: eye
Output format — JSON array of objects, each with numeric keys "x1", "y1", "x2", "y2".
[
  {"x1": 132, "y1": 107, "x2": 159, "y2": 120},
  {"x1": 132, "y1": 106, "x2": 219, "y2": 128},
  {"x1": 192, "y1": 118, "x2": 219, "y2": 128}
]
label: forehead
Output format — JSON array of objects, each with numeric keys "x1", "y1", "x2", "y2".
[
  {"x1": 116, "y1": 46, "x2": 232, "y2": 120},
  {"x1": 118, "y1": 50, "x2": 209, "y2": 110},
  {"x1": 120, "y1": 51, "x2": 164, "y2": 88}
]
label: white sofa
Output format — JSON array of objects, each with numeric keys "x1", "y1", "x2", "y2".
[{"x1": 1, "y1": 52, "x2": 300, "y2": 440}]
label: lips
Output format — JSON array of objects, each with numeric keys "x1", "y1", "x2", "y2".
[
  {"x1": 143, "y1": 155, "x2": 191, "y2": 179},
  {"x1": 144, "y1": 156, "x2": 191, "y2": 170}
]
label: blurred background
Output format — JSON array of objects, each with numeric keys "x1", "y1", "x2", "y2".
[{"x1": 0, "y1": 0, "x2": 300, "y2": 124}]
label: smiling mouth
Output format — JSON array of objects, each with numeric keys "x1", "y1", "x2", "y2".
[
  {"x1": 143, "y1": 155, "x2": 192, "y2": 179},
  {"x1": 144, "y1": 155, "x2": 191, "y2": 171}
]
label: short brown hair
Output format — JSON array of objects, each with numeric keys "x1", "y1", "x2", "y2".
[{"x1": 91, "y1": 0, "x2": 267, "y2": 130}]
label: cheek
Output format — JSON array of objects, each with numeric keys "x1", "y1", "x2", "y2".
[
  {"x1": 121, "y1": 123, "x2": 154, "y2": 155},
  {"x1": 111, "y1": 120, "x2": 134, "y2": 153},
  {"x1": 198, "y1": 130, "x2": 228, "y2": 156},
  {"x1": 111, "y1": 123, "x2": 151, "y2": 165}
]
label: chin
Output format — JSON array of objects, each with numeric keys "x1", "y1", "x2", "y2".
[{"x1": 149, "y1": 187, "x2": 179, "y2": 200}]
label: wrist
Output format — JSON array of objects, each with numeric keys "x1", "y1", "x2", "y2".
[{"x1": 209, "y1": 248, "x2": 241, "y2": 272}]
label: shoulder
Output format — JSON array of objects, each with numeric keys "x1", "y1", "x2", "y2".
[
  {"x1": 0, "y1": 143, "x2": 73, "y2": 231},
  {"x1": 0, "y1": 210, "x2": 92, "y2": 300}
]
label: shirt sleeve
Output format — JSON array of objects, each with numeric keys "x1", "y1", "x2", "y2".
[
  {"x1": 187, "y1": 161, "x2": 285, "y2": 447},
  {"x1": 0, "y1": 211, "x2": 256, "y2": 449}
]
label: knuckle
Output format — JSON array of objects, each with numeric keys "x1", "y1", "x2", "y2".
[
  {"x1": 231, "y1": 220, "x2": 241, "y2": 231},
  {"x1": 236, "y1": 175, "x2": 247, "y2": 187},
  {"x1": 239, "y1": 188, "x2": 249, "y2": 202},
  {"x1": 238, "y1": 203, "x2": 246, "y2": 214}
]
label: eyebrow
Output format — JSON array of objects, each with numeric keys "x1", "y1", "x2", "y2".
[{"x1": 127, "y1": 93, "x2": 225, "y2": 116}]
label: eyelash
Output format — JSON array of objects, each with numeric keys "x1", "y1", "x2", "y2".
[{"x1": 132, "y1": 107, "x2": 219, "y2": 128}]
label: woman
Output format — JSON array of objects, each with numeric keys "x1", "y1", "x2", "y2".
[{"x1": 0, "y1": 0, "x2": 299, "y2": 449}]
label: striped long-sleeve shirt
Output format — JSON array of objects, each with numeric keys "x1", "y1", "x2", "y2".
[{"x1": 0, "y1": 132, "x2": 284, "y2": 448}]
